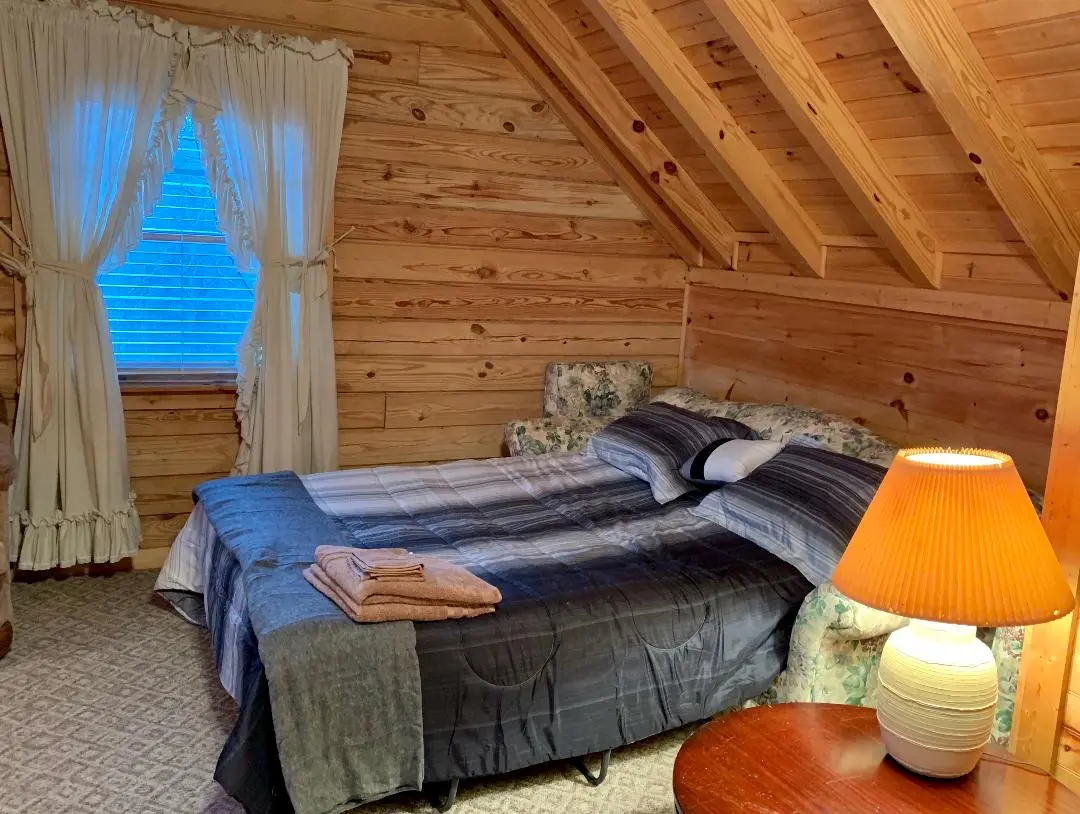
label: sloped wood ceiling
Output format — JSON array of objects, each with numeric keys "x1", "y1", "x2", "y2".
[
  {"x1": 469, "y1": 0, "x2": 1080, "y2": 488},
  {"x1": 483, "y1": 0, "x2": 1080, "y2": 302}
]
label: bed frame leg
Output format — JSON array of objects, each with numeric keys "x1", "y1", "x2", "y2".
[
  {"x1": 572, "y1": 749, "x2": 611, "y2": 786},
  {"x1": 427, "y1": 778, "x2": 460, "y2": 812}
]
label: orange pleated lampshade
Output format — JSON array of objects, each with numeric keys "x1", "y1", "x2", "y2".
[{"x1": 832, "y1": 447, "x2": 1074, "y2": 627}]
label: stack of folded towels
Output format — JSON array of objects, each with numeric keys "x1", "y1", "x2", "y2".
[{"x1": 305, "y1": 546, "x2": 502, "y2": 623}]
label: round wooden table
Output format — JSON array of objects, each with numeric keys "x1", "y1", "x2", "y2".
[{"x1": 674, "y1": 703, "x2": 1080, "y2": 813}]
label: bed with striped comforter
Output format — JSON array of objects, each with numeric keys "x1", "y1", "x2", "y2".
[{"x1": 157, "y1": 452, "x2": 811, "y2": 812}]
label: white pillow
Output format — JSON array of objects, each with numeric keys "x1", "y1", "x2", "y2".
[{"x1": 680, "y1": 439, "x2": 784, "y2": 485}]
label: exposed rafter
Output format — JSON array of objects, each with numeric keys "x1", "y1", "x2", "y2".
[
  {"x1": 868, "y1": 0, "x2": 1080, "y2": 300},
  {"x1": 583, "y1": 0, "x2": 825, "y2": 278},
  {"x1": 460, "y1": 0, "x2": 705, "y2": 267},
  {"x1": 481, "y1": 0, "x2": 739, "y2": 268},
  {"x1": 704, "y1": 0, "x2": 944, "y2": 289}
]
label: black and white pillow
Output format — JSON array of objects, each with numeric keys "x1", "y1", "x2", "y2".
[
  {"x1": 680, "y1": 439, "x2": 783, "y2": 486},
  {"x1": 585, "y1": 402, "x2": 757, "y2": 503},
  {"x1": 690, "y1": 444, "x2": 886, "y2": 585}
]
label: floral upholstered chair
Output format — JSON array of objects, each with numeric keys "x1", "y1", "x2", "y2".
[{"x1": 503, "y1": 360, "x2": 652, "y2": 456}]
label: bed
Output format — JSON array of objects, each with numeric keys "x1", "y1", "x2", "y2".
[{"x1": 158, "y1": 449, "x2": 811, "y2": 814}]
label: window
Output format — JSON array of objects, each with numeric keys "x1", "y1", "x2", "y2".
[{"x1": 98, "y1": 113, "x2": 257, "y2": 376}]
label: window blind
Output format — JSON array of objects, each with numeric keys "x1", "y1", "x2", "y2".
[{"x1": 98, "y1": 114, "x2": 257, "y2": 373}]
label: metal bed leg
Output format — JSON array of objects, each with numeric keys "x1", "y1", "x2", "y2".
[
  {"x1": 572, "y1": 749, "x2": 611, "y2": 786},
  {"x1": 427, "y1": 778, "x2": 460, "y2": 813}
]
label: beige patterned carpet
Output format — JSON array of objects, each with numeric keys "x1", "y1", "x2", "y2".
[{"x1": 2, "y1": 572, "x2": 690, "y2": 813}]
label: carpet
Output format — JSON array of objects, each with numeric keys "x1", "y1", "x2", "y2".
[{"x1": 0, "y1": 571, "x2": 692, "y2": 813}]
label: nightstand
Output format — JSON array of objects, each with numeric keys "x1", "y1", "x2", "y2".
[{"x1": 674, "y1": 703, "x2": 1080, "y2": 813}]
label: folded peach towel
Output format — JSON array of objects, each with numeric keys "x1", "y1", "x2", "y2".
[
  {"x1": 305, "y1": 565, "x2": 495, "y2": 623},
  {"x1": 306, "y1": 546, "x2": 502, "y2": 624}
]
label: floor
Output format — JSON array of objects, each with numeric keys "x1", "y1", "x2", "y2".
[{"x1": 1, "y1": 571, "x2": 689, "y2": 813}]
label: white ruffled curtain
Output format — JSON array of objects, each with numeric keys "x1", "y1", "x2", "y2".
[
  {"x1": 0, "y1": 0, "x2": 185, "y2": 569},
  {"x1": 0, "y1": 0, "x2": 350, "y2": 569},
  {"x1": 186, "y1": 39, "x2": 347, "y2": 475}
]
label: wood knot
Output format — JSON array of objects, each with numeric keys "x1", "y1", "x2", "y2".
[
  {"x1": 718, "y1": 129, "x2": 725, "y2": 140},
  {"x1": 968, "y1": 152, "x2": 982, "y2": 165},
  {"x1": 903, "y1": 372, "x2": 915, "y2": 384},
  {"x1": 806, "y1": 101, "x2": 817, "y2": 115},
  {"x1": 475, "y1": 266, "x2": 496, "y2": 279},
  {"x1": 649, "y1": 170, "x2": 660, "y2": 183},
  {"x1": 632, "y1": 120, "x2": 646, "y2": 133},
  {"x1": 889, "y1": 398, "x2": 909, "y2": 422},
  {"x1": 484, "y1": 361, "x2": 494, "y2": 370},
  {"x1": 1036, "y1": 408, "x2": 1050, "y2": 421},
  {"x1": 366, "y1": 371, "x2": 376, "y2": 379},
  {"x1": 531, "y1": 101, "x2": 546, "y2": 113},
  {"x1": 663, "y1": 161, "x2": 678, "y2": 175},
  {"x1": 873, "y1": 193, "x2": 881, "y2": 203},
  {"x1": 502, "y1": 121, "x2": 516, "y2": 132},
  {"x1": 411, "y1": 107, "x2": 426, "y2": 121},
  {"x1": 382, "y1": 167, "x2": 394, "y2": 181},
  {"x1": 470, "y1": 323, "x2": 486, "y2": 335},
  {"x1": 477, "y1": 370, "x2": 487, "y2": 378}
]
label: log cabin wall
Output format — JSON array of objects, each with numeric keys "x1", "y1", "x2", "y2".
[{"x1": 0, "y1": 0, "x2": 683, "y2": 565}]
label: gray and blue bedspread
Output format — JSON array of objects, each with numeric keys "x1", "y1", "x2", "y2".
[{"x1": 192, "y1": 453, "x2": 811, "y2": 813}]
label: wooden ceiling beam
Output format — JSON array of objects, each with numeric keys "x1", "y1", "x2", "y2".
[
  {"x1": 583, "y1": 0, "x2": 826, "y2": 278},
  {"x1": 867, "y1": 0, "x2": 1080, "y2": 301},
  {"x1": 704, "y1": 0, "x2": 943, "y2": 289},
  {"x1": 478, "y1": 0, "x2": 738, "y2": 268}
]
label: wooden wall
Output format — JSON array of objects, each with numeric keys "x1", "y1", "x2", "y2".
[
  {"x1": 71, "y1": 0, "x2": 684, "y2": 566},
  {"x1": 684, "y1": 279, "x2": 1067, "y2": 488}
]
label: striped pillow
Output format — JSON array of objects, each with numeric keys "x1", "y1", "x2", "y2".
[
  {"x1": 690, "y1": 444, "x2": 887, "y2": 585},
  {"x1": 585, "y1": 402, "x2": 757, "y2": 503}
]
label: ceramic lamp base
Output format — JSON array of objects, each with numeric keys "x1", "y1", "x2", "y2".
[{"x1": 876, "y1": 619, "x2": 998, "y2": 778}]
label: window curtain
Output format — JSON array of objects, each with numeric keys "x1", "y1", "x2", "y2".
[
  {"x1": 0, "y1": 1, "x2": 186, "y2": 569},
  {"x1": 186, "y1": 37, "x2": 348, "y2": 476}
]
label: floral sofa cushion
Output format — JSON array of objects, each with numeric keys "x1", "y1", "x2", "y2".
[
  {"x1": 776, "y1": 581, "x2": 1023, "y2": 746},
  {"x1": 543, "y1": 361, "x2": 652, "y2": 419},
  {"x1": 652, "y1": 388, "x2": 896, "y2": 467},
  {"x1": 503, "y1": 416, "x2": 611, "y2": 457}
]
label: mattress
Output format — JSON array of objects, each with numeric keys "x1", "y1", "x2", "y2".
[{"x1": 161, "y1": 452, "x2": 812, "y2": 811}]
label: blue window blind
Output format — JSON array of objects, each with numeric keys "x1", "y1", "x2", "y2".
[{"x1": 98, "y1": 113, "x2": 256, "y2": 372}]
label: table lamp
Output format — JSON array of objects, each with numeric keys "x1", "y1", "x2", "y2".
[{"x1": 832, "y1": 447, "x2": 1075, "y2": 779}]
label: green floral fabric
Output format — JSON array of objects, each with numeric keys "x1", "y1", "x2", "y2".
[
  {"x1": 503, "y1": 417, "x2": 611, "y2": 457},
  {"x1": 775, "y1": 582, "x2": 1024, "y2": 745},
  {"x1": 543, "y1": 361, "x2": 652, "y2": 419},
  {"x1": 651, "y1": 388, "x2": 896, "y2": 467}
]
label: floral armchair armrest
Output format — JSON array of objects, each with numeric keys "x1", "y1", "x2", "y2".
[
  {"x1": 503, "y1": 417, "x2": 611, "y2": 457},
  {"x1": 776, "y1": 582, "x2": 1024, "y2": 745}
]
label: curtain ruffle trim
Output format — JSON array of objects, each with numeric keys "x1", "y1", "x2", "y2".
[
  {"x1": 8, "y1": 492, "x2": 142, "y2": 571},
  {"x1": 0, "y1": 0, "x2": 354, "y2": 64},
  {"x1": 192, "y1": 109, "x2": 256, "y2": 269},
  {"x1": 104, "y1": 87, "x2": 186, "y2": 271}
]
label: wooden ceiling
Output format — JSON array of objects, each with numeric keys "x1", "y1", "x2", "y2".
[{"x1": 466, "y1": 0, "x2": 1080, "y2": 302}]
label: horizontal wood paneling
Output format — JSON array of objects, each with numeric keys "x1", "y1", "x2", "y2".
[{"x1": 685, "y1": 282, "x2": 1066, "y2": 487}]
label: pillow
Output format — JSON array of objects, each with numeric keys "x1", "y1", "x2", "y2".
[
  {"x1": 679, "y1": 439, "x2": 783, "y2": 486},
  {"x1": 651, "y1": 388, "x2": 897, "y2": 468},
  {"x1": 690, "y1": 444, "x2": 887, "y2": 585},
  {"x1": 586, "y1": 402, "x2": 757, "y2": 503}
]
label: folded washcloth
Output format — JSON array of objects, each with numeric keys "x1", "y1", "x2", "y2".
[
  {"x1": 351, "y1": 551, "x2": 425, "y2": 581},
  {"x1": 305, "y1": 564, "x2": 496, "y2": 623},
  {"x1": 308, "y1": 545, "x2": 503, "y2": 624}
]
